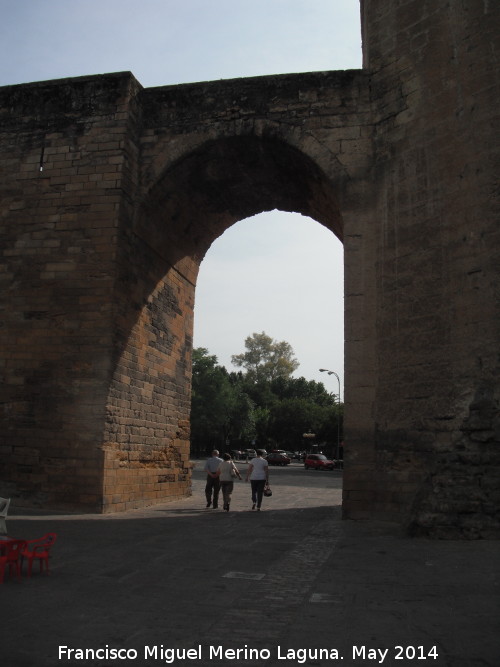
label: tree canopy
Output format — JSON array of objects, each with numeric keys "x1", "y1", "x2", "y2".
[
  {"x1": 191, "y1": 335, "x2": 343, "y2": 457},
  {"x1": 231, "y1": 331, "x2": 299, "y2": 383}
]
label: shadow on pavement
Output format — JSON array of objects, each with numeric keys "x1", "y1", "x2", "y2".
[{"x1": 2, "y1": 465, "x2": 499, "y2": 667}]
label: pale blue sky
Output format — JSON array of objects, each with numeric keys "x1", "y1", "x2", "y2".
[
  {"x1": 1, "y1": 0, "x2": 363, "y2": 395},
  {"x1": 0, "y1": 1, "x2": 361, "y2": 87},
  {"x1": 195, "y1": 213, "x2": 345, "y2": 394}
]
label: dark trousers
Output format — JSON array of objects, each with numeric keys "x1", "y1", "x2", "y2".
[
  {"x1": 220, "y1": 481, "x2": 234, "y2": 508},
  {"x1": 205, "y1": 476, "x2": 220, "y2": 507},
  {"x1": 250, "y1": 479, "x2": 266, "y2": 508}
]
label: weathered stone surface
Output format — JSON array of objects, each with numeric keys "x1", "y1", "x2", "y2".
[{"x1": 0, "y1": 1, "x2": 498, "y2": 535}]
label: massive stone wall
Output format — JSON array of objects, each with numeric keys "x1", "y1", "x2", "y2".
[
  {"x1": 105, "y1": 69, "x2": 373, "y2": 513},
  {"x1": 0, "y1": 0, "x2": 498, "y2": 535},
  {"x1": 0, "y1": 74, "x2": 136, "y2": 509},
  {"x1": 0, "y1": 70, "x2": 373, "y2": 512},
  {"x1": 343, "y1": 0, "x2": 500, "y2": 536}
]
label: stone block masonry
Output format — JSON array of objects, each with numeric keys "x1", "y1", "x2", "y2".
[{"x1": 0, "y1": 0, "x2": 498, "y2": 535}]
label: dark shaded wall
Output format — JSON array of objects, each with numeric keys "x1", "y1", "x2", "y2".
[
  {"x1": 342, "y1": 0, "x2": 500, "y2": 536},
  {"x1": 0, "y1": 74, "x2": 139, "y2": 509}
]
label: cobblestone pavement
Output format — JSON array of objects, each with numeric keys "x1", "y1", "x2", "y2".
[{"x1": 2, "y1": 461, "x2": 499, "y2": 667}]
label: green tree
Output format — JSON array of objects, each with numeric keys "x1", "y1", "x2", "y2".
[
  {"x1": 190, "y1": 348, "x2": 234, "y2": 454},
  {"x1": 192, "y1": 342, "x2": 343, "y2": 457},
  {"x1": 228, "y1": 386, "x2": 257, "y2": 445},
  {"x1": 270, "y1": 375, "x2": 336, "y2": 406},
  {"x1": 265, "y1": 397, "x2": 342, "y2": 456},
  {"x1": 231, "y1": 331, "x2": 299, "y2": 383},
  {"x1": 268, "y1": 397, "x2": 325, "y2": 450},
  {"x1": 315, "y1": 402, "x2": 343, "y2": 458},
  {"x1": 191, "y1": 348, "x2": 257, "y2": 454}
]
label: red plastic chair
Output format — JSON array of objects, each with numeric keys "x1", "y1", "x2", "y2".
[
  {"x1": 0, "y1": 540, "x2": 27, "y2": 584},
  {"x1": 21, "y1": 532, "x2": 57, "y2": 577}
]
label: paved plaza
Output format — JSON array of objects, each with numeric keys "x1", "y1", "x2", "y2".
[{"x1": 2, "y1": 461, "x2": 499, "y2": 666}]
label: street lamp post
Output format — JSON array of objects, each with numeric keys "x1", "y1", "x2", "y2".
[{"x1": 319, "y1": 368, "x2": 341, "y2": 461}]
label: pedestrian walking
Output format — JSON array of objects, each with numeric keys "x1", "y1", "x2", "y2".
[
  {"x1": 204, "y1": 449, "x2": 223, "y2": 508},
  {"x1": 216, "y1": 453, "x2": 242, "y2": 511},
  {"x1": 245, "y1": 449, "x2": 269, "y2": 511}
]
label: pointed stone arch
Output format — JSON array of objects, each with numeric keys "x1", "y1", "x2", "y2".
[
  {"x1": 104, "y1": 133, "x2": 347, "y2": 511},
  {"x1": 136, "y1": 134, "x2": 344, "y2": 267}
]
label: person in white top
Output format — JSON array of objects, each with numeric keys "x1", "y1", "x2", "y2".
[
  {"x1": 216, "y1": 453, "x2": 242, "y2": 511},
  {"x1": 245, "y1": 449, "x2": 269, "y2": 511}
]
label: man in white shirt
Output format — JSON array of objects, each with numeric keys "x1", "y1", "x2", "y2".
[
  {"x1": 245, "y1": 449, "x2": 269, "y2": 511},
  {"x1": 203, "y1": 450, "x2": 223, "y2": 508}
]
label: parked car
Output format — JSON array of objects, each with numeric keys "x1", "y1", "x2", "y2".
[
  {"x1": 266, "y1": 452, "x2": 291, "y2": 466},
  {"x1": 304, "y1": 454, "x2": 335, "y2": 470},
  {"x1": 231, "y1": 450, "x2": 243, "y2": 460},
  {"x1": 244, "y1": 449, "x2": 257, "y2": 460}
]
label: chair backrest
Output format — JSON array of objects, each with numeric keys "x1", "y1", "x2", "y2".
[
  {"x1": 0, "y1": 498, "x2": 10, "y2": 518},
  {"x1": 30, "y1": 532, "x2": 57, "y2": 550},
  {"x1": 44, "y1": 532, "x2": 57, "y2": 546}
]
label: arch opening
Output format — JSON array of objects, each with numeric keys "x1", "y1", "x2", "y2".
[
  {"x1": 192, "y1": 209, "x2": 344, "y2": 461},
  {"x1": 194, "y1": 210, "x2": 344, "y2": 389},
  {"x1": 106, "y1": 134, "x2": 346, "y2": 510}
]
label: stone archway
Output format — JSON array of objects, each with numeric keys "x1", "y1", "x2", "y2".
[
  {"x1": 136, "y1": 134, "x2": 343, "y2": 261},
  {"x1": 1, "y1": 0, "x2": 498, "y2": 536},
  {"x1": 102, "y1": 134, "x2": 345, "y2": 511},
  {"x1": 0, "y1": 68, "x2": 373, "y2": 516}
]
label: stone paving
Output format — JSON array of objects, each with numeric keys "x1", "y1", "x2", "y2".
[{"x1": 2, "y1": 461, "x2": 499, "y2": 667}]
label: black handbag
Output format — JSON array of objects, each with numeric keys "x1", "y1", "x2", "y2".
[{"x1": 263, "y1": 485, "x2": 272, "y2": 497}]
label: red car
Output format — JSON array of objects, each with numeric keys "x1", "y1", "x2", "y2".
[
  {"x1": 304, "y1": 454, "x2": 335, "y2": 470},
  {"x1": 266, "y1": 452, "x2": 291, "y2": 466}
]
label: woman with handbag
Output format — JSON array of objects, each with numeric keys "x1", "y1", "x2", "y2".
[
  {"x1": 245, "y1": 449, "x2": 270, "y2": 511},
  {"x1": 216, "y1": 453, "x2": 242, "y2": 511}
]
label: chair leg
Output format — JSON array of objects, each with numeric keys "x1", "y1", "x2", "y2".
[{"x1": 22, "y1": 554, "x2": 52, "y2": 577}]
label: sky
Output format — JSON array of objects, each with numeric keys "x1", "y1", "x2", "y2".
[{"x1": 0, "y1": 0, "x2": 363, "y2": 398}]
